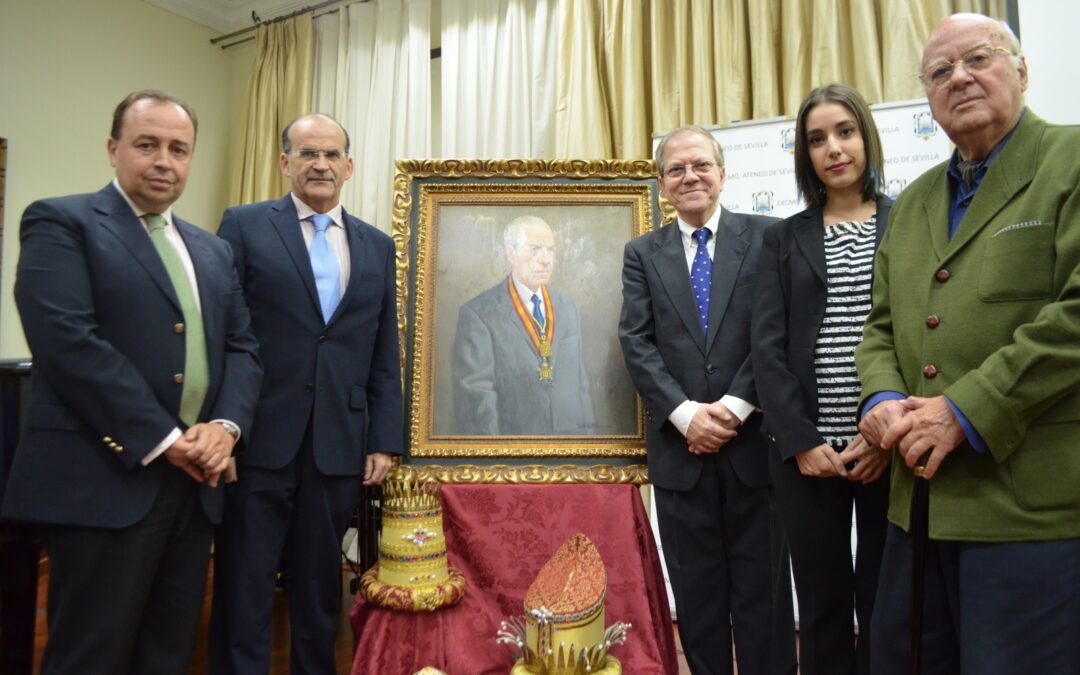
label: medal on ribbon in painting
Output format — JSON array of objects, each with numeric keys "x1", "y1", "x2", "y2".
[
  {"x1": 537, "y1": 336, "x2": 554, "y2": 381},
  {"x1": 507, "y1": 277, "x2": 556, "y2": 382}
]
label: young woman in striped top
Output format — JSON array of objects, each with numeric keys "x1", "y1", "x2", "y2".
[{"x1": 752, "y1": 83, "x2": 892, "y2": 675}]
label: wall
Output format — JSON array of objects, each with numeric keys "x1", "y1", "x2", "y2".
[
  {"x1": 1018, "y1": 0, "x2": 1080, "y2": 124},
  {"x1": 0, "y1": 0, "x2": 255, "y2": 357}
]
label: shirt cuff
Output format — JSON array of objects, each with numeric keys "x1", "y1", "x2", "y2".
[
  {"x1": 668, "y1": 400, "x2": 701, "y2": 437},
  {"x1": 860, "y1": 390, "x2": 907, "y2": 419},
  {"x1": 719, "y1": 395, "x2": 754, "y2": 424},
  {"x1": 142, "y1": 427, "x2": 182, "y2": 466},
  {"x1": 945, "y1": 396, "x2": 989, "y2": 454},
  {"x1": 210, "y1": 418, "x2": 242, "y2": 443}
]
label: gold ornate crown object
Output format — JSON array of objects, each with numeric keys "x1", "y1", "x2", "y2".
[
  {"x1": 497, "y1": 533, "x2": 631, "y2": 674},
  {"x1": 358, "y1": 478, "x2": 466, "y2": 612}
]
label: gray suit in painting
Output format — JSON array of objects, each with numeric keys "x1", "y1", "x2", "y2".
[{"x1": 452, "y1": 278, "x2": 594, "y2": 435}]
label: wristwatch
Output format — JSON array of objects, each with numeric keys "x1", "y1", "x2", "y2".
[{"x1": 214, "y1": 419, "x2": 241, "y2": 441}]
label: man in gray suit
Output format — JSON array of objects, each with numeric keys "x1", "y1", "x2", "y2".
[
  {"x1": 452, "y1": 215, "x2": 594, "y2": 435},
  {"x1": 619, "y1": 126, "x2": 796, "y2": 674}
]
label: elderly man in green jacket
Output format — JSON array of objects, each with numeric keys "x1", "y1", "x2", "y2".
[{"x1": 855, "y1": 13, "x2": 1080, "y2": 675}]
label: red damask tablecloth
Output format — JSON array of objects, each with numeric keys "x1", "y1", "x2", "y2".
[{"x1": 350, "y1": 483, "x2": 677, "y2": 674}]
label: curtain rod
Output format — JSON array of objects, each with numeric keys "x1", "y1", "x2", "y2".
[{"x1": 211, "y1": 0, "x2": 360, "y2": 48}]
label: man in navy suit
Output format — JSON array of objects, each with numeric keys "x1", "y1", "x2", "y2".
[
  {"x1": 210, "y1": 113, "x2": 403, "y2": 675},
  {"x1": 619, "y1": 126, "x2": 796, "y2": 674},
  {"x1": 1, "y1": 90, "x2": 262, "y2": 675}
]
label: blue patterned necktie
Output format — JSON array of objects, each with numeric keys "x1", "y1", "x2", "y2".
[
  {"x1": 530, "y1": 293, "x2": 545, "y2": 328},
  {"x1": 310, "y1": 213, "x2": 340, "y2": 323},
  {"x1": 690, "y1": 227, "x2": 713, "y2": 337}
]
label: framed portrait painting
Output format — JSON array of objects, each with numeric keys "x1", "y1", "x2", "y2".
[{"x1": 392, "y1": 160, "x2": 658, "y2": 481}]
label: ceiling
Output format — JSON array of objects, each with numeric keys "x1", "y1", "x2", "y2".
[{"x1": 144, "y1": 0, "x2": 320, "y2": 34}]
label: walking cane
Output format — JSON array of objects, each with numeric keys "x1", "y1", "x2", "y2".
[{"x1": 907, "y1": 456, "x2": 931, "y2": 675}]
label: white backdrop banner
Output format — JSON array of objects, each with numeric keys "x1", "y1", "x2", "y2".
[{"x1": 656, "y1": 98, "x2": 952, "y2": 220}]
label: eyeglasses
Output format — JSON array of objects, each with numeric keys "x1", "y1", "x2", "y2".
[
  {"x1": 921, "y1": 45, "x2": 1014, "y2": 88},
  {"x1": 663, "y1": 161, "x2": 716, "y2": 179},
  {"x1": 293, "y1": 149, "x2": 347, "y2": 163}
]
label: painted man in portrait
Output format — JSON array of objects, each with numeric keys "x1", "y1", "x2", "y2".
[{"x1": 452, "y1": 215, "x2": 595, "y2": 435}]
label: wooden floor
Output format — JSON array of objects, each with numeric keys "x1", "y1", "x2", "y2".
[{"x1": 29, "y1": 554, "x2": 696, "y2": 674}]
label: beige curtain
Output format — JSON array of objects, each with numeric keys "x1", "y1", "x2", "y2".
[
  {"x1": 557, "y1": 0, "x2": 1006, "y2": 159},
  {"x1": 441, "y1": 0, "x2": 558, "y2": 158},
  {"x1": 228, "y1": 15, "x2": 314, "y2": 206},
  {"x1": 311, "y1": 0, "x2": 431, "y2": 231}
]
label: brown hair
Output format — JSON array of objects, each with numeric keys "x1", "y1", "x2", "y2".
[{"x1": 793, "y1": 84, "x2": 883, "y2": 209}]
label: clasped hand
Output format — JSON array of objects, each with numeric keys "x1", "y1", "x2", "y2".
[
  {"x1": 686, "y1": 401, "x2": 739, "y2": 454},
  {"x1": 164, "y1": 423, "x2": 237, "y2": 488},
  {"x1": 857, "y1": 395, "x2": 965, "y2": 480},
  {"x1": 795, "y1": 433, "x2": 890, "y2": 483}
]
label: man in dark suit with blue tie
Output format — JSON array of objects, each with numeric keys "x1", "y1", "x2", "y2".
[
  {"x1": 619, "y1": 126, "x2": 796, "y2": 674},
  {"x1": 1, "y1": 90, "x2": 263, "y2": 674},
  {"x1": 210, "y1": 113, "x2": 403, "y2": 675}
]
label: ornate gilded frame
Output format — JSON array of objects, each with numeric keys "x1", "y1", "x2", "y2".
[{"x1": 392, "y1": 160, "x2": 658, "y2": 483}]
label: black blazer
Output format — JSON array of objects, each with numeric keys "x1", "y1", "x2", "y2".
[
  {"x1": 619, "y1": 209, "x2": 775, "y2": 491},
  {"x1": 217, "y1": 195, "x2": 403, "y2": 476},
  {"x1": 2, "y1": 184, "x2": 263, "y2": 527},
  {"x1": 751, "y1": 196, "x2": 891, "y2": 461}
]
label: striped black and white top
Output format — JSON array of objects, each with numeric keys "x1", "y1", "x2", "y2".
[{"x1": 814, "y1": 217, "x2": 877, "y2": 446}]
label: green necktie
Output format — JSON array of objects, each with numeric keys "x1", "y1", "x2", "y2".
[{"x1": 146, "y1": 213, "x2": 209, "y2": 427}]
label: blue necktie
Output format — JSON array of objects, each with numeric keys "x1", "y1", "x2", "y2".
[
  {"x1": 690, "y1": 227, "x2": 713, "y2": 337},
  {"x1": 530, "y1": 293, "x2": 545, "y2": 328},
  {"x1": 310, "y1": 214, "x2": 340, "y2": 323}
]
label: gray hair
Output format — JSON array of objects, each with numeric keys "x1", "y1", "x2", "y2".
[
  {"x1": 653, "y1": 126, "x2": 725, "y2": 176},
  {"x1": 503, "y1": 215, "x2": 553, "y2": 250},
  {"x1": 920, "y1": 14, "x2": 1023, "y2": 79}
]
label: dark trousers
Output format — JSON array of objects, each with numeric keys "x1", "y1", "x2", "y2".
[
  {"x1": 209, "y1": 422, "x2": 361, "y2": 675},
  {"x1": 654, "y1": 454, "x2": 797, "y2": 675},
  {"x1": 769, "y1": 445, "x2": 889, "y2": 675},
  {"x1": 40, "y1": 466, "x2": 211, "y2": 675},
  {"x1": 871, "y1": 524, "x2": 1080, "y2": 675}
]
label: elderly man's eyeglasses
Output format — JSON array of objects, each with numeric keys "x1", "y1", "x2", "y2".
[
  {"x1": 294, "y1": 149, "x2": 347, "y2": 162},
  {"x1": 921, "y1": 45, "x2": 1013, "y2": 88},
  {"x1": 664, "y1": 161, "x2": 716, "y2": 179}
]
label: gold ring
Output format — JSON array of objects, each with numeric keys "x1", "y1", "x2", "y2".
[{"x1": 914, "y1": 466, "x2": 926, "y2": 478}]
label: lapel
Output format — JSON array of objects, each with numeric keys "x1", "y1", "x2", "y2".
[
  {"x1": 793, "y1": 209, "x2": 827, "y2": 286},
  {"x1": 651, "y1": 222, "x2": 707, "y2": 353},
  {"x1": 874, "y1": 195, "x2": 892, "y2": 248},
  {"x1": 327, "y1": 210, "x2": 368, "y2": 325},
  {"x1": 705, "y1": 210, "x2": 749, "y2": 353},
  {"x1": 174, "y1": 218, "x2": 222, "y2": 392},
  {"x1": 944, "y1": 111, "x2": 1042, "y2": 262},
  {"x1": 268, "y1": 195, "x2": 323, "y2": 319},
  {"x1": 174, "y1": 218, "x2": 218, "y2": 339},
  {"x1": 94, "y1": 184, "x2": 181, "y2": 313}
]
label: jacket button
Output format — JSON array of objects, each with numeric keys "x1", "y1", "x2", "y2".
[
  {"x1": 114, "y1": 446, "x2": 124, "y2": 453},
  {"x1": 705, "y1": 364, "x2": 715, "y2": 374},
  {"x1": 922, "y1": 364, "x2": 938, "y2": 379},
  {"x1": 174, "y1": 373, "x2": 185, "y2": 384},
  {"x1": 319, "y1": 336, "x2": 327, "y2": 345},
  {"x1": 103, "y1": 436, "x2": 112, "y2": 443},
  {"x1": 174, "y1": 323, "x2": 185, "y2": 334},
  {"x1": 926, "y1": 314, "x2": 941, "y2": 328},
  {"x1": 304, "y1": 383, "x2": 314, "y2": 393},
  {"x1": 935, "y1": 268, "x2": 951, "y2": 282}
]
